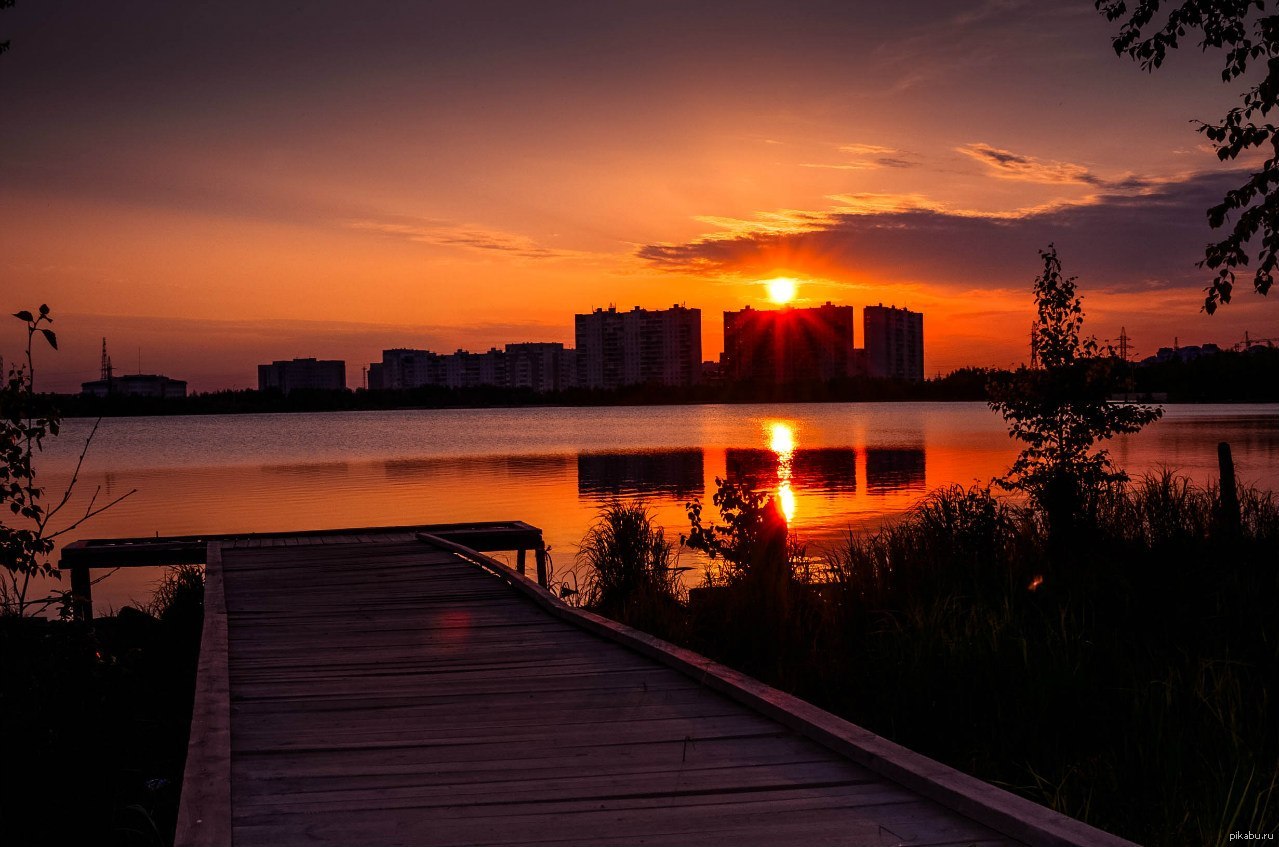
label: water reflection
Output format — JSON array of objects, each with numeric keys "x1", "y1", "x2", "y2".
[
  {"x1": 31, "y1": 403, "x2": 1275, "y2": 617},
  {"x1": 725, "y1": 448, "x2": 861, "y2": 493},
  {"x1": 577, "y1": 450, "x2": 704, "y2": 498},
  {"x1": 263, "y1": 461, "x2": 351, "y2": 477},
  {"x1": 769, "y1": 422, "x2": 797, "y2": 522},
  {"x1": 865, "y1": 448, "x2": 927, "y2": 493},
  {"x1": 384, "y1": 455, "x2": 572, "y2": 479}
]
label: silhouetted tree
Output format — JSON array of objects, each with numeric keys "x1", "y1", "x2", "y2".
[
  {"x1": 988, "y1": 246, "x2": 1161, "y2": 546},
  {"x1": 1098, "y1": 1, "x2": 1279, "y2": 312},
  {"x1": 1, "y1": 306, "x2": 132, "y2": 615},
  {"x1": 0, "y1": 0, "x2": 13, "y2": 59}
]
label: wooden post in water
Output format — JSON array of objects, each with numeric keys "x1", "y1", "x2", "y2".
[{"x1": 1218, "y1": 441, "x2": 1241, "y2": 539}]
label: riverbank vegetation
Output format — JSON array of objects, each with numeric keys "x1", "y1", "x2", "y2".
[
  {"x1": 573, "y1": 249, "x2": 1278, "y2": 845},
  {"x1": 0, "y1": 565, "x2": 204, "y2": 847},
  {"x1": 576, "y1": 474, "x2": 1279, "y2": 846}
]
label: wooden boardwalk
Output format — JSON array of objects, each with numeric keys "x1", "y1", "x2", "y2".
[{"x1": 169, "y1": 531, "x2": 1137, "y2": 847}]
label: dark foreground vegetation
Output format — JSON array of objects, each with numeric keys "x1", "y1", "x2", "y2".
[
  {"x1": 574, "y1": 476, "x2": 1279, "y2": 847},
  {"x1": 51, "y1": 346, "x2": 1279, "y2": 417},
  {"x1": 0, "y1": 566, "x2": 204, "y2": 847},
  {"x1": 573, "y1": 249, "x2": 1277, "y2": 846}
]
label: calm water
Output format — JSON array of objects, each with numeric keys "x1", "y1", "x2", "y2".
[{"x1": 31, "y1": 402, "x2": 1279, "y2": 613}]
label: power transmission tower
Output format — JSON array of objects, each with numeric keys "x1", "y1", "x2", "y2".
[{"x1": 100, "y1": 338, "x2": 114, "y2": 381}]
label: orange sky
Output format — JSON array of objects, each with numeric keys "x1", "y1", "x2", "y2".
[{"x1": 3, "y1": 2, "x2": 1277, "y2": 391}]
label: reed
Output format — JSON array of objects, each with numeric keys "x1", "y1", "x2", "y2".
[
  {"x1": 578, "y1": 474, "x2": 1279, "y2": 845},
  {"x1": 576, "y1": 500, "x2": 684, "y2": 638}
]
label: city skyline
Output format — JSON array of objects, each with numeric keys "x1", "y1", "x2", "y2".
[
  {"x1": 75, "y1": 294, "x2": 1257, "y2": 396},
  {"x1": 5, "y1": 2, "x2": 1278, "y2": 392}
]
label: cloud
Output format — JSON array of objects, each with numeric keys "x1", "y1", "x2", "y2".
[
  {"x1": 959, "y1": 143, "x2": 1154, "y2": 190},
  {"x1": 637, "y1": 169, "x2": 1240, "y2": 296},
  {"x1": 802, "y1": 143, "x2": 918, "y2": 172},
  {"x1": 344, "y1": 218, "x2": 567, "y2": 259}
]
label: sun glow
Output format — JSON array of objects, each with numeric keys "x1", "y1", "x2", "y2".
[{"x1": 764, "y1": 276, "x2": 798, "y2": 304}]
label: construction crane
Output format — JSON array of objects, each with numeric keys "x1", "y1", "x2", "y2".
[{"x1": 1232, "y1": 331, "x2": 1279, "y2": 351}]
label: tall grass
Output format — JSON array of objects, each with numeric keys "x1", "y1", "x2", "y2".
[
  {"x1": 576, "y1": 500, "x2": 684, "y2": 637},
  {"x1": 577, "y1": 475, "x2": 1279, "y2": 846}
]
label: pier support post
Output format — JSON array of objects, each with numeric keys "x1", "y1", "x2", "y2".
[
  {"x1": 535, "y1": 545, "x2": 548, "y2": 588},
  {"x1": 1218, "y1": 441, "x2": 1241, "y2": 540},
  {"x1": 68, "y1": 563, "x2": 92, "y2": 621},
  {"x1": 516, "y1": 548, "x2": 527, "y2": 576}
]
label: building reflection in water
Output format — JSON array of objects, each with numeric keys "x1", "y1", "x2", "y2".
[
  {"x1": 384, "y1": 454, "x2": 573, "y2": 479},
  {"x1": 723, "y1": 423, "x2": 927, "y2": 519},
  {"x1": 725, "y1": 447, "x2": 860, "y2": 491},
  {"x1": 577, "y1": 449, "x2": 705, "y2": 499},
  {"x1": 864, "y1": 447, "x2": 927, "y2": 493}
]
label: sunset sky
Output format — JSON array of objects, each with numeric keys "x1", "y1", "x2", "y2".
[{"x1": 3, "y1": 1, "x2": 1277, "y2": 391}]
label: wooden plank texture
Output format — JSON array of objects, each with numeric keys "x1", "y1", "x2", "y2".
[{"x1": 204, "y1": 536, "x2": 1049, "y2": 847}]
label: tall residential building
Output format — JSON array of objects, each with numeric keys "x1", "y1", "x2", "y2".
[
  {"x1": 863, "y1": 304, "x2": 924, "y2": 380},
  {"x1": 722, "y1": 303, "x2": 856, "y2": 384},
  {"x1": 575, "y1": 305, "x2": 701, "y2": 389},
  {"x1": 375, "y1": 348, "x2": 445, "y2": 390},
  {"x1": 370, "y1": 344, "x2": 578, "y2": 392},
  {"x1": 443, "y1": 348, "x2": 507, "y2": 389},
  {"x1": 507, "y1": 342, "x2": 572, "y2": 392},
  {"x1": 257, "y1": 358, "x2": 346, "y2": 393}
]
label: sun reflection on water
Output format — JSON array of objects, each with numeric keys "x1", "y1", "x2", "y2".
[{"x1": 768, "y1": 421, "x2": 797, "y2": 522}]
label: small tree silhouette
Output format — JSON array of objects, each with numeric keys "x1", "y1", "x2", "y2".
[
  {"x1": 1, "y1": 306, "x2": 133, "y2": 615},
  {"x1": 988, "y1": 246, "x2": 1162, "y2": 545}
]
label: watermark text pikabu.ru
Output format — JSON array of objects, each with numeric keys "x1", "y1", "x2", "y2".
[{"x1": 1229, "y1": 833, "x2": 1275, "y2": 841}]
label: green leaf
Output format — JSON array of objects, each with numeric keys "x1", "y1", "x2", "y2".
[
  {"x1": 41, "y1": 329, "x2": 57, "y2": 350},
  {"x1": 13, "y1": 311, "x2": 33, "y2": 322}
]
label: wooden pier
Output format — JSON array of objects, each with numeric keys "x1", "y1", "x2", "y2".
[{"x1": 66, "y1": 526, "x2": 1137, "y2": 847}]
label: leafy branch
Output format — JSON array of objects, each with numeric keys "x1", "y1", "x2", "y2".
[
  {"x1": 1, "y1": 306, "x2": 135, "y2": 615},
  {"x1": 1097, "y1": 0, "x2": 1279, "y2": 312}
]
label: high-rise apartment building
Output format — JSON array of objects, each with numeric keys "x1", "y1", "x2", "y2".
[
  {"x1": 722, "y1": 303, "x2": 856, "y2": 384},
  {"x1": 506, "y1": 342, "x2": 572, "y2": 392},
  {"x1": 575, "y1": 305, "x2": 701, "y2": 389},
  {"x1": 257, "y1": 358, "x2": 346, "y2": 393},
  {"x1": 863, "y1": 304, "x2": 924, "y2": 381},
  {"x1": 373, "y1": 349, "x2": 445, "y2": 390},
  {"x1": 369, "y1": 343, "x2": 579, "y2": 392}
]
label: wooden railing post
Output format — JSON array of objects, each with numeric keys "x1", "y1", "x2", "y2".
[
  {"x1": 68, "y1": 562, "x2": 92, "y2": 621},
  {"x1": 516, "y1": 548, "x2": 527, "y2": 576},
  {"x1": 535, "y1": 545, "x2": 548, "y2": 588}
]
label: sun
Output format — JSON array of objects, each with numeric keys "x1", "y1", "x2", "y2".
[{"x1": 764, "y1": 277, "x2": 798, "y2": 304}]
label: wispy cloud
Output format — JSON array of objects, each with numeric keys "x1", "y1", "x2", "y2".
[
  {"x1": 345, "y1": 218, "x2": 566, "y2": 259},
  {"x1": 959, "y1": 143, "x2": 1154, "y2": 191},
  {"x1": 802, "y1": 143, "x2": 918, "y2": 172}
]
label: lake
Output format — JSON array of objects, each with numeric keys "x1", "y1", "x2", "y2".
[{"x1": 28, "y1": 402, "x2": 1279, "y2": 613}]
